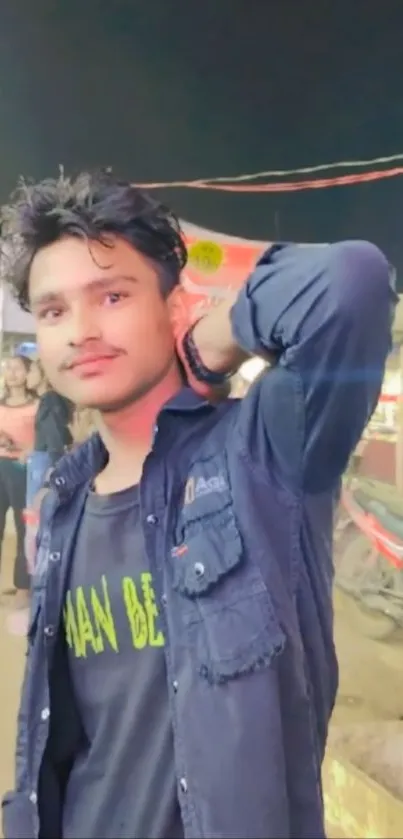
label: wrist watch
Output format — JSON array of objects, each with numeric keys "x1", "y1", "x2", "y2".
[{"x1": 182, "y1": 324, "x2": 233, "y2": 386}]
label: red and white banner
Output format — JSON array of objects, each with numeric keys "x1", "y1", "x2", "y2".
[{"x1": 170, "y1": 220, "x2": 267, "y2": 331}]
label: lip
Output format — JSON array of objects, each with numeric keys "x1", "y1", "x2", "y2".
[{"x1": 68, "y1": 354, "x2": 119, "y2": 376}]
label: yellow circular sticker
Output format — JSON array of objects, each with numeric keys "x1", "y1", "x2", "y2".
[{"x1": 187, "y1": 240, "x2": 223, "y2": 274}]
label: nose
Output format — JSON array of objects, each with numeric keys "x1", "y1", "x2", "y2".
[{"x1": 66, "y1": 302, "x2": 102, "y2": 347}]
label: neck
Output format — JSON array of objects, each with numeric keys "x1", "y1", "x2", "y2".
[
  {"x1": 37, "y1": 383, "x2": 48, "y2": 396},
  {"x1": 6, "y1": 386, "x2": 28, "y2": 404},
  {"x1": 95, "y1": 367, "x2": 182, "y2": 492}
]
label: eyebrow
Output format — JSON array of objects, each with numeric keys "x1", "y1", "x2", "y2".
[{"x1": 30, "y1": 274, "x2": 138, "y2": 309}]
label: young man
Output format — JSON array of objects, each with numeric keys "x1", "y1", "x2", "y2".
[{"x1": 1, "y1": 172, "x2": 395, "y2": 839}]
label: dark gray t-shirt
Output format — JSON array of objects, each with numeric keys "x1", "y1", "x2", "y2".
[{"x1": 62, "y1": 484, "x2": 183, "y2": 839}]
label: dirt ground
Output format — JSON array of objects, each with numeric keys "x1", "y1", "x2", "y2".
[{"x1": 1, "y1": 535, "x2": 403, "y2": 837}]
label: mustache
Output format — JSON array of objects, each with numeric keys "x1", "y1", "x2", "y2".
[{"x1": 59, "y1": 344, "x2": 124, "y2": 371}]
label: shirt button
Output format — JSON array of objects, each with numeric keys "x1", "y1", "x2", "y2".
[
  {"x1": 49, "y1": 551, "x2": 60, "y2": 562},
  {"x1": 41, "y1": 707, "x2": 50, "y2": 721},
  {"x1": 146, "y1": 514, "x2": 158, "y2": 525},
  {"x1": 179, "y1": 777, "x2": 188, "y2": 793},
  {"x1": 44, "y1": 625, "x2": 55, "y2": 638},
  {"x1": 172, "y1": 680, "x2": 179, "y2": 693},
  {"x1": 54, "y1": 476, "x2": 65, "y2": 488},
  {"x1": 29, "y1": 791, "x2": 37, "y2": 805},
  {"x1": 194, "y1": 561, "x2": 205, "y2": 578},
  {"x1": 161, "y1": 593, "x2": 167, "y2": 606}
]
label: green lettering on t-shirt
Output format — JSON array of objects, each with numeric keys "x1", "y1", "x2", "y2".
[
  {"x1": 76, "y1": 585, "x2": 100, "y2": 656},
  {"x1": 90, "y1": 575, "x2": 119, "y2": 653},
  {"x1": 64, "y1": 590, "x2": 82, "y2": 657},
  {"x1": 122, "y1": 576, "x2": 148, "y2": 649},
  {"x1": 141, "y1": 572, "x2": 164, "y2": 647}
]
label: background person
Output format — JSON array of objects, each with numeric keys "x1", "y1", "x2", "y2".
[
  {"x1": 24, "y1": 359, "x2": 74, "y2": 572},
  {"x1": 0, "y1": 354, "x2": 37, "y2": 606},
  {"x1": 25, "y1": 359, "x2": 73, "y2": 502}
]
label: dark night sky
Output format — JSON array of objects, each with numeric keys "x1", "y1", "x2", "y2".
[{"x1": 0, "y1": 0, "x2": 402, "y2": 289}]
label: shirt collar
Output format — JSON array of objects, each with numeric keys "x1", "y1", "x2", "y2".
[{"x1": 49, "y1": 388, "x2": 212, "y2": 497}]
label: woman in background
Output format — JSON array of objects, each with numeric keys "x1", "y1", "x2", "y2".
[{"x1": 0, "y1": 355, "x2": 37, "y2": 606}]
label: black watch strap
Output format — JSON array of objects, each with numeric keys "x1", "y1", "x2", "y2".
[{"x1": 182, "y1": 325, "x2": 233, "y2": 386}]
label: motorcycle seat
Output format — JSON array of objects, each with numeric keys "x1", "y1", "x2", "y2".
[{"x1": 351, "y1": 490, "x2": 403, "y2": 540}]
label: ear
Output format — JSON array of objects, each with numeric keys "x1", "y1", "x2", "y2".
[{"x1": 167, "y1": 285, "x2": 192, "y2": 332}]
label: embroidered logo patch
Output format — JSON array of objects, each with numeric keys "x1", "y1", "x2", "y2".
[{"x1": 184, "y1": 474, "x2": 228, "y2": 505}]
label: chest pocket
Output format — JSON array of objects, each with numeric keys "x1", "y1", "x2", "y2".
[{"x1": 169, "y1": 454, "x2": 285, "y2": 684}]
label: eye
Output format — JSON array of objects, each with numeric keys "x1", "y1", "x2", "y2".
[
  {"x1": 37, "y1": 307, "x2": 63, "y2": 322},
  {"x1": 104, "y1": 291, "x2": 128, "y2": 305}
]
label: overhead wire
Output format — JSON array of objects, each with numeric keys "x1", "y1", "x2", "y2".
[
  {"x1": 138, "y1": 165, "x2": 403, "y2": 193},
  {"x1": 136, "y1": 150, "x2": 403, "y2": 192}
]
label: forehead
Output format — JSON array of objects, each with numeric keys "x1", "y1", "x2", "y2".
[
  {"x1": 6, "y1": 357, "x2": 24, "y2": 371},
  {"x1": 29, "y1": 235, "x2": 157, "y2": 299}
]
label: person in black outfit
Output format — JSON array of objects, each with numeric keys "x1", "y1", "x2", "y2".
[{"x1": 26, "y1": 360, "x2": 74, "y2": 509}]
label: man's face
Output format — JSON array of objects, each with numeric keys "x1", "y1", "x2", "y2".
[{"x1": 29, "y1": 236, "x2": 176, "y2": 410}]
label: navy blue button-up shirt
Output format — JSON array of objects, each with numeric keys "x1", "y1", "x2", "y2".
[{"x1": 2, "y1": 241, "x2": 395, "y2": 839}]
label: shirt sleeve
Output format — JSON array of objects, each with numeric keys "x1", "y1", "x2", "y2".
[{"x1": 231, "y1": 241, "x2": 396, "y2": 491}]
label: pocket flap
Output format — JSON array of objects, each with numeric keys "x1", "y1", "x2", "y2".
[{"x1": 170, "y1": 522, "x2": 244, "y2": 596}]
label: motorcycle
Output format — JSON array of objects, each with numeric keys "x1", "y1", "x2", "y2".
[{"x1": 334, "y1": 482, "x2": 403, "y2": 641}]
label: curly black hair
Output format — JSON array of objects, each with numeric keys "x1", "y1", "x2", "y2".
[{"x1": 0, "y1": 169, "x2": 187, "y2": 311}]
